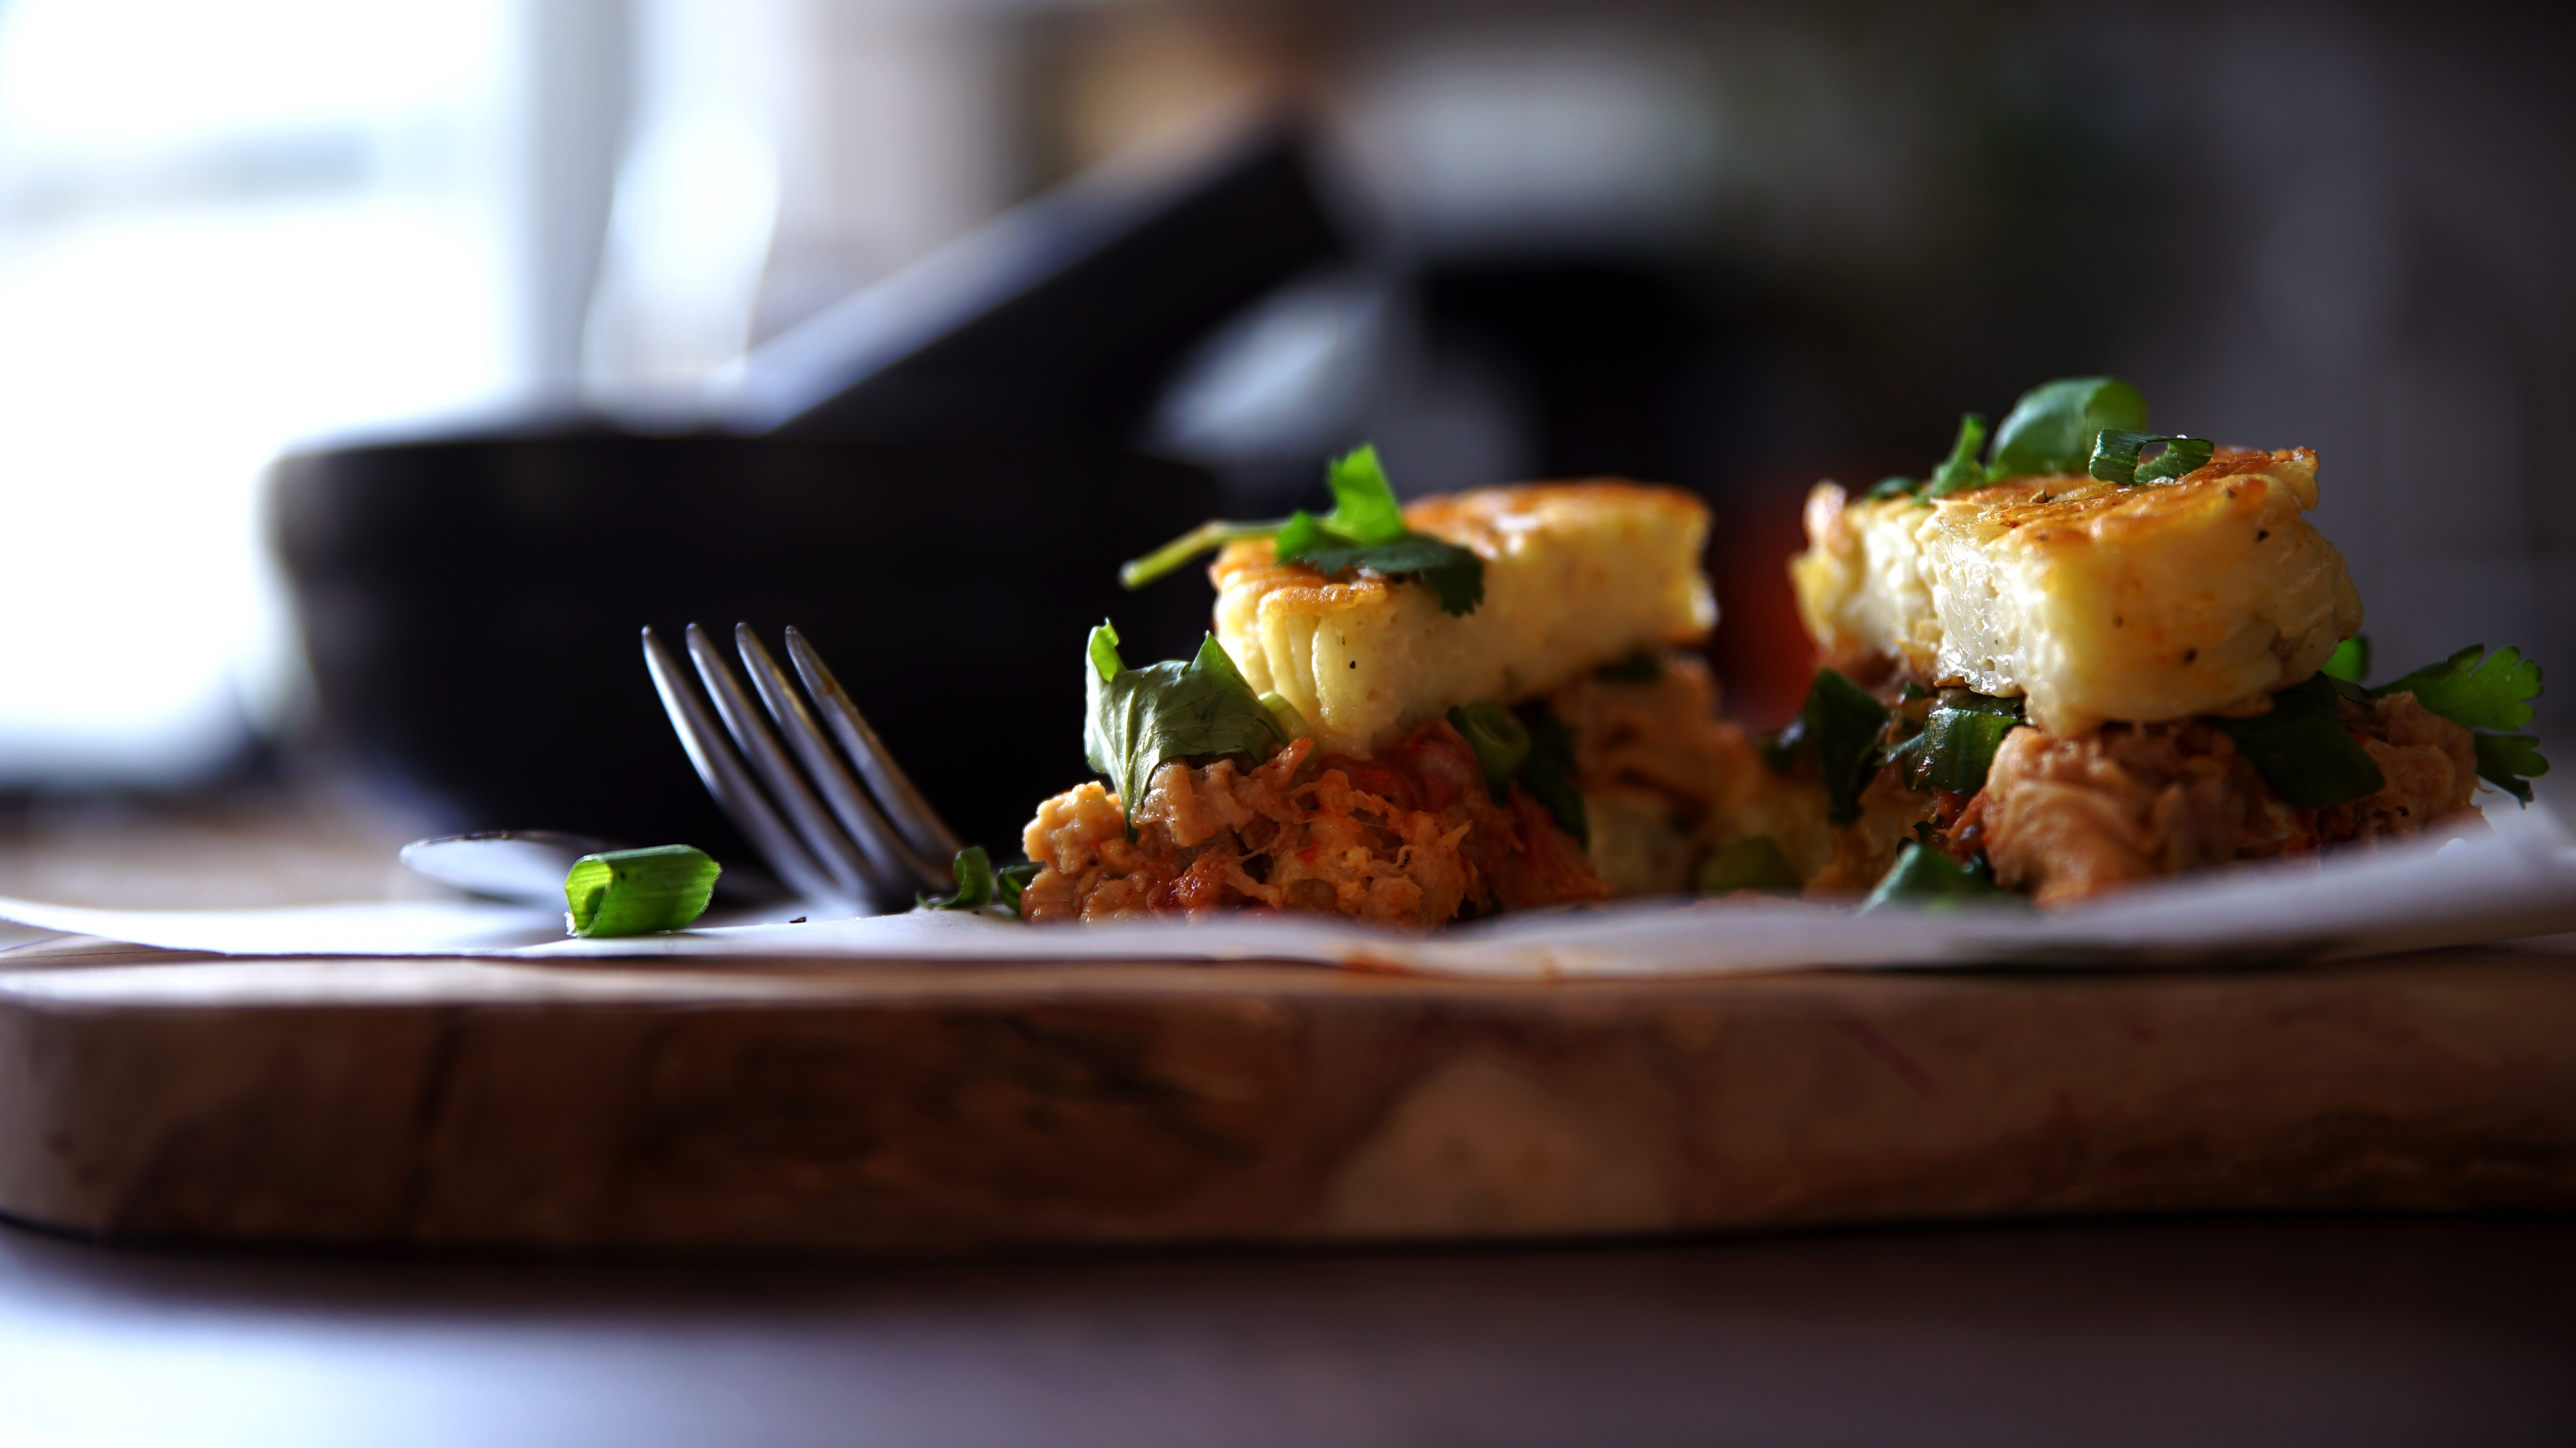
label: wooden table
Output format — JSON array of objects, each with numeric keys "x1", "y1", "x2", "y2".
[{"x1": 2, "y1": 1210, "x2": 2570, "y2": 1446}]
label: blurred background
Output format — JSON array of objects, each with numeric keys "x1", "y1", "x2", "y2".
[{"x1": 0, "y1": 0, "x2": 2569, "y2": 869}]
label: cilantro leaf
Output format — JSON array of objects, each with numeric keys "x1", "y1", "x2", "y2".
[
  {"x1": 1989, "y1": 376, "x2": 2149, "y2": 477},
  {"x1": 1118, "y1": 445, "x2": 1487, "y2": 615},
  {"x1": 1083, "y1": 622, "x2": 1287, "y2": 837},
  {"x1": 1883, "y1": 689, "x2": 2025, "y2": 796},
  {"x1": 1289, "y1": 533, "x2": 1485, "y2": 616},
  {"x1": 2216, "y1": 672, "x2": 2386, "y2": 809},
  {"x1": 2089, "y1": 430, "x2": 2214, "y2": 486},
  {"x1": 2474, "y1": 733, "x2": 2549, "y2": 805},
  {"x1": 1515, "y1": 701, "x2": 1587, "y2": 844},
  {"x1": 1766, "y1": 669, "x2": 1891, "y2": 825},
  {"x1": 1923, "y1": 413, "x2": 1991, "y2": 497},
  {"x1": 2372, "y1": 644, "x2": 2542, "y2": 733}
]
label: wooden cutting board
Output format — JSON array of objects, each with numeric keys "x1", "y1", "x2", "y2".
[{"x1": 2, "y1": 937, "x2": 2572, "y2": 1254}]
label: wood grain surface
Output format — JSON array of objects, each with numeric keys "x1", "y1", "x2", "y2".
[{"x1": 2, "y1": 937, "x2": 2572, "y2": 1254}]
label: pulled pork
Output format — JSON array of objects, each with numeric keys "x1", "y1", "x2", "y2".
[
  {"x1": 1965, "y1": 690, "x2": 2484, "y2": 906},
  {"x1": 1018, "y1": 719, "x2": 1608, "y2": 927}
]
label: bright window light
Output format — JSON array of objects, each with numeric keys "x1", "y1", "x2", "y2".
[{"x1": 0, "y1": 0, "x2": 528, "y2": 787}]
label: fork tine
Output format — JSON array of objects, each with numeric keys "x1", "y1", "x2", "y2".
[
  {"x1": 640, "y1": 626, "x2": 842, "y2": 904},
  {"x1": 681, "y1": 623, "x2": 880, "y2": 906},
  {"x1": 733, "y1": 624, "x2": 950, "y2": 891},
  {"x1": 784, "y1": 626, "x2": 966, "y2": 866}
]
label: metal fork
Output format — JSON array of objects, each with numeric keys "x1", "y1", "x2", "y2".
[{"x1": 642, "y1": 623, "x2": 962, "y2": 911}]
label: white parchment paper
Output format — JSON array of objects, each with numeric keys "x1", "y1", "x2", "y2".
[{"x1": 5, "y1": 806, "x2": 2574, "y2": 980}]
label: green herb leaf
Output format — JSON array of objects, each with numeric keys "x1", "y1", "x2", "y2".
[
  {"x1": 1924, "y1": 413, "x2": 1990, "y2": 497},
  {"x1": 563, "y1": 844, "x2": 721, "y2": 937},
  {"x1": 1865, "y1": 475, "x2": 1922, "y2": 500},
  {"x1": 2216, "y1": 672, "x2": 2386, "y2": 809},
  {"x1": 2372, "y1": 644, "x2": 2543, "y2": 732},
  {"x1": 1698, "y1": 836, "x2": 1802, "y2": 896},
  {"x1": 1883, "y1": 689, "x2": 2026, "y2": 796},
  {"x1": 1288, "y1": 533, "x2": 1485, "y2": 616},
  {"x1": 1317, "y1": 443, "x2": 1408, "y2": 544},
  {"x1": 1858, "y1": 841, "x2": 2018, "y2": 912},
  {"x1": 2323, "y1": 634, "x2": 2372, "y2": 683},
  {"x1": 1766, "y1": 669, "x2": 1891, "y2": 826},
  {"x1": 920, "y1": 845, "x2": 997, "y2": 912},
  {"x1": 1990, "y1": 377, "x2": 2150, "y2": 477},
  {"x1": 995, "y1": 861, "x2": 1042, "y2": 917},
  {"x1": 1447, "y1": 701, "x2": 1532, "y2": 799},
  {"x1": 2473, "y1": 733, "x2": 2549, "y2": 805},
  {"x1": 1515, "y1": 702, "x2": 1588, "y2": 844},
  {"x1": 1083, "y1": 623, "x2": 1288, "y2": 837},
  {"x1": 2089, "y1": 430, "x2": 2215, "y2": 486}
]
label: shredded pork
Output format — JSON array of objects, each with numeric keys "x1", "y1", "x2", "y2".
[
  {"x1": 1965, "y1": 690, "x2": 2484, "y2": 905},
  {"x1": 1018, "y1": 720, "x2": 1608, "y2": 927}
]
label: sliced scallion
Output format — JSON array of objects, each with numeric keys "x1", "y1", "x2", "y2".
[{"x1": 563, "y1": 845, "x2": 721, "y2": 937}]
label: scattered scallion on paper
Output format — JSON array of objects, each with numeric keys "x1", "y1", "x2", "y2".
[{"x1": 563, "y1": 845, "x2": 721, "y2": 938}]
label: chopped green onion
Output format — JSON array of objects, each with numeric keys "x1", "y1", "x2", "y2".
[
  {"x1": 2322, "y1": 635, "x2": 2372, "y2": 683},
  {"x1": 1698, "y1": 836, "x2": 1801, "y2": 896},
  {"x1": 2089, "y1": 430, "x2": 2215, "y2": 486},
  {"x1": 995, "y1": 861, "x2": 1042, "y2": 918},
  {"x1": 1858, "y1": 842, "x2": 2017, "y2": 911},
  {"x1": 920, "y1": 845, "x2": 998, "y2": 912},
  {"x1": 1447, "y1": 701, "x2": 1532, "y2": 794},
  {"x1": 1989, "y1": 377, "x2": 2149, "y2": 477},
  {"x1": 1766, "y1": 669, "x2": 1891, "y2": 826},
  {"x1": 2216, "y1": 673, "x2": 2386, "y2": 809},
  {"x1": 1884, "y1": 689, "x2": 2026, "y2": 796},
  {"x1": 1924, "y1": 413, "x2": 1990, "y2": 497},
  {"x1": 563, "y1": 845, "x2": 721, "y2": 937}
]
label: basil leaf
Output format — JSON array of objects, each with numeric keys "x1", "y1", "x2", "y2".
[
  {"x1": 563, "y1": 845, "x2": 721, "y2": 937},
  {"x1": 1289, "y1": 534, "x2": 1485, "y2": 616},
  {"x1": 1515, "y1": 702, "x2": 1588, "y2": 844},
  {"x1": 1083, "y1": 623, "x2": 1287, "y2": 836},
  {"x1": 1923, "y1": 413, "x2": 1990, "y2": 497},
  {"x1": 2473, "y1": 733, "x2": 2548, "y2": 805},
  {"x1": 1858, "y1": 841, "x2": 2017, "y2": 912},
  {"x1": 1767, "y1": 669, "x2": 1891, "y2": 826},
  {"x1": 1698, "y1": 836, "x2": 1801, "y2": 896},
  {"x1": 2322, "y1": 634, "x2": 2372, "y2": 683},
  {"x1": 2372, "y1": 644, "x2": 2542, "y2": 732},
  {"x1": 2089, "y1": 430, "x2": 2214, "y2": 486},
  {"x1": 920, "y1": 845, "x2": 997, "y2": 912},
  {"x1": 1990, "y1": 376, "x2": 2149, "y2": 477},
  {"x1": 1885, "y1": 689, "x2": 2026, "y2": 795},
  {"x1": 1447, "y1": 702, "x2": 1532, "y2": 798},
  {"x1": 2216, "y1": 673, "x2": 2386, "y2": 809}
]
